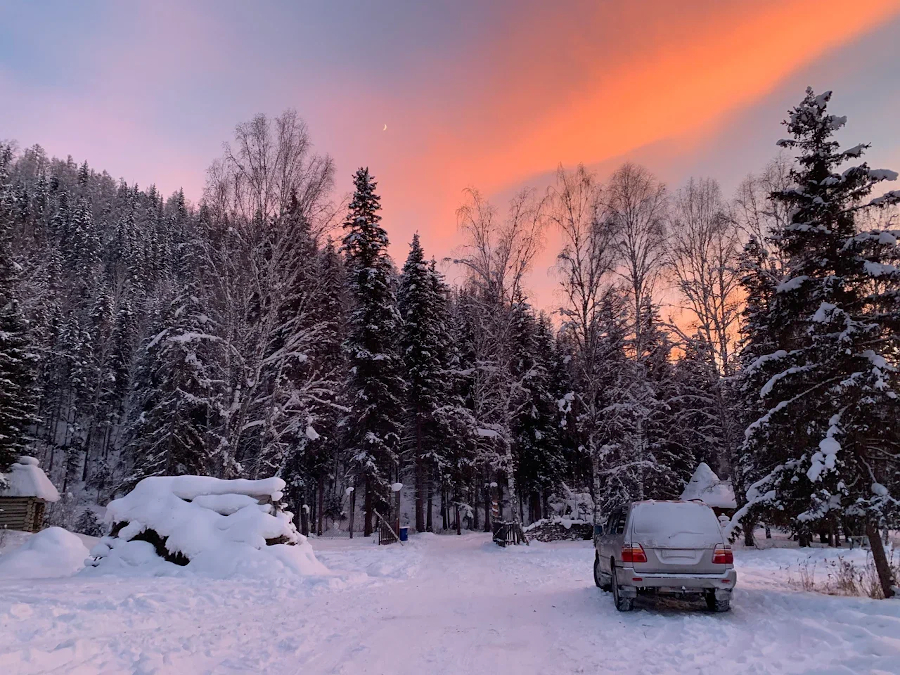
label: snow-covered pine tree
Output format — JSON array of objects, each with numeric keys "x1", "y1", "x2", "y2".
[
  {"x1": 670, "y1": 334, "x2": 727, "y2": 478},
  {"x1": 732, "y1": 233, "x2": 783, "y2": 544},
  {"x1": 341, "y1": 168, "x2": 404, "y2": 536},
  {"x1": 398, "y1": 234, "x2": 451, "y2": 532},
  {"x1": 122, "y1": 250, "x2": 222, "y2": 487},
  {"x1": 737, "y1": 89, "x2": 900, "y2": 596},
  {"x1": 509, "y1": 300, "x2": 567, "y2": 523},
  {"x1": 629, "y1": 297, "x2": 687, "y2": 500},
  {"x1": 0, "y1": 145, "x2": 38, "y2": 474}
]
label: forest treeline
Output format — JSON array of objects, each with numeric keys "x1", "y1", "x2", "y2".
[{"x1": 0, "y1": 90, "x2": 898, "y2": 591}]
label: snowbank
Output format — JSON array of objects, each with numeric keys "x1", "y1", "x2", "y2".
[
  {"x1": 681, "y1": 462, "x2": 737, "y2": 509},
  {"x1": 0, "y1": 527, "x2": 89, "y2": 579},
  {"x1": 87, "y1": 475, "x2": 329, "y2": 578},
  {"x1": 0, "y1": 456, "x2": 60, "y2": 501}
]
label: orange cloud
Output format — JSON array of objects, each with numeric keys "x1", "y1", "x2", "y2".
[{"x1": 347, "y1": 0, "x2": 900, "y2": 302}]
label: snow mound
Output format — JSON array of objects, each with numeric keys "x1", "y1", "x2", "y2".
[
  {"x1": 681, "y1": 462, "x2": 737, "y2": 509},
  {"x1": 86, "y1": 476, "x2": 329, "y2": 579},
  {"x1": 0, "y1": 456, "x2": 60, "y2": 501},
  {"x1": 0, "y1": 527, "x2": 89, "y2": 579}
]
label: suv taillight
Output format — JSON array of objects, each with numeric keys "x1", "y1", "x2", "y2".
[
  {"x1": 621, "y1": 544, "x2": 647, "y2": 564},
  {"x1": 712, "y1": 547, "x2": 733, "y2": 564}
]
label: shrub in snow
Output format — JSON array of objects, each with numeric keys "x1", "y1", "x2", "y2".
[
  {"x1": 86, "y1": 476, "x2": 329, "y2": 578},
  {"x1": 74, "y1": 508, "x2": 104, "y2": 537},
  {"x1": 0, "y1": 527, "x2": 90, "y2": 579}
]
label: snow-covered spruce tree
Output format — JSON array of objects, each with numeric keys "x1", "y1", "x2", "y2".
[
  {"x1": 736, "y1": 89, "x2": 900, "y2": 597},
  {"x1": 279, "y1": 230, "x2": 349, "y2": 537},
  {"x1": 670, "y1": 334, "x2": 728, "y2": 479},
  {"x1": 398, "y1": 234, "x2": 450, "y2": 532},
  {"x1": 435, "y1": 288, "x2": 481, "y2": 531},
  {"x1": 509, "y1": 301, "x2": 567, "y2": 523},
  {"x1": 732, "y1": 234, "x2": 783, "y2": 544},
  {"x1": 624, "y1": 298, "x2": 686, "y2": 501},
  {"x1": 0, "y1": 145, "x2": 38, "y2": 473},
  {"x1": 122, "y1": 248, "x2": 223, "y2": 487},
  {"x1": 342, "y1": 168, "x2": 404, "y2": 536}
]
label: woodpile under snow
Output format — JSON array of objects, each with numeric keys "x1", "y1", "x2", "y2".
[
  {"x1": 87, "y1": 476, "x2": 328, "y2": 578},
  {"x1": 524, "y1": 517, "x2": 592, "y2": 542}
]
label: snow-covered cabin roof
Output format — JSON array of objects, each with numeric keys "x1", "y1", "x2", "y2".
[
  {"x1": 680, "y1": 462, "x2": 736, "y2": 509},
  {"x1": 0, "y1": 457, "x2": 60, "y2": 502}
]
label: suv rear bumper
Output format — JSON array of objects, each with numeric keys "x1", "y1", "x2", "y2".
[{"x1": 615, "y1": 567, "x2": 737, "y2": 595}]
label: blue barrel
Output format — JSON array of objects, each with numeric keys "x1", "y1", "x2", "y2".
[{"x1": 399, "y1": 526, "x2": 409, "y2": 542}]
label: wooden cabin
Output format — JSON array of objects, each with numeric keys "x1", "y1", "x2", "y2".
[{"x1": 0, "y1": 457, "x2": 60, "y2": 532}]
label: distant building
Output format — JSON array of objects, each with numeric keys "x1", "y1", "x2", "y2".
[
  {"x1": 681, "y1": 463, "x2": 737, "y2": 517},
  {"x1": 0, "y1": 457, "x2": 60, "y2": 532}
]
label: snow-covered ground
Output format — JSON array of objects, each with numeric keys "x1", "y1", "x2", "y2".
[{"x1": 1, "y1": 532, "x2": 899, "y2": 674}]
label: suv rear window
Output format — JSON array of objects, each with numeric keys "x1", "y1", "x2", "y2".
[{"x1": 631, "y1": 502, "x2": 722, "y2": 547}]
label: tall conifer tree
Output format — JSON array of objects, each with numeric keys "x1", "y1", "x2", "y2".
[
  {"x1": 737, "y1": 89, "x2": 900, "y2": 596},
  {"x1": 342, "y1": 168, "x2": 404, "y2": 536}
]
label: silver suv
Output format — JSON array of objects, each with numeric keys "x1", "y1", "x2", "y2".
[{"x1": 593, "y1": 500, "x2": 736, "y2": 612}]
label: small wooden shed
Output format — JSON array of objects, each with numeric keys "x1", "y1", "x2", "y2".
[{"x1": 0, "y1": 456, "x2": 60, "y2": 532}]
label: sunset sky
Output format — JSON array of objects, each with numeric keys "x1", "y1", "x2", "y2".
[{"x1": 2, "y1": 0, "x2": 900, "y2": 310}]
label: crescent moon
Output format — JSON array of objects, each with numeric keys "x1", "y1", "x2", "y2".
[{"x1": 383, "y1": 124, "x2": 387, "y2": 131}]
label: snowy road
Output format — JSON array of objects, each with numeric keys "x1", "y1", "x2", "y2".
[{"x1": 2, "y1": 533, "x2": 900, "y2": 674}]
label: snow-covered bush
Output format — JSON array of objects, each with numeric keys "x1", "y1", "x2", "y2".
[
  {"x1": 86, "y1": 476, "x2": 329, "y2": 578},
  {"x1": 74, "y1": 508, "x2": 104, "y2": 537},
  {"x1": 0, "y1": 527, "x2": 90, "y2": 579}
]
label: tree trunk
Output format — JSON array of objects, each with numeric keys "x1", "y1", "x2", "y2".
[
  {"x1": 483, "y1": 483, "x2": 492, "y2": 533},
  {"x1": 364, "y1": 476, "x2": 373, "y2": 537},
  {"x1": 316, "y1": 476, "x2": 325, "y2": 536},
  {"x1": 348, "y1": 485, "x2": 357, "y2": 539},
  {"x1": 415, "y1": 454, "x2": 425, "y2": 532},
  {"x1": 866, "y1": 520, "x2": 895, "y2": 599},
  {"x1": 426, "y1": 480, "x2": 433, "y2": 532},
  {"x1": 456, "y1": 504, "x2": 461, "y2": 535},
  {"x1": 300, "y1": 504, "x2": 309, "y2": 537},
  {"x1": 743, "y1": 517, "x2": 756, "y2": 547}
]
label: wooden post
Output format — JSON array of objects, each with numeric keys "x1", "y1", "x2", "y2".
[
  {"x1": 300, "y1": 504, "x2": 310, "y2": 537},
  {"x1": 364, "y1": 476, "x2": 373, "y2": 537},
  {"x1": 317, "y1": 476, "x2": 325, "y2": 536},
  {"x1": 348, "y1": 486, "x2": 356, "y2": 539}
]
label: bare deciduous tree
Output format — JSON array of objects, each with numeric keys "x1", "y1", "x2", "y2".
[
  {"x1": 549, "y1": 164, "x2": 622, "y2": 522},
  {"x1": 452, "y1": 187, "x2": 547, "y2": 526},
  {"x1": 454, "y1": 187, "x2": 545, "y2": 306},
  {"x1": 201, "y1": 111, "x2": 342, "y2": 478},
  {"x1": 602, "y1": 163, "x2": 668, "y2": 360},
  {"x1": 205, "y1": 109, "x2": 335, "y2": 226},
  {"x1": 666, "y1": 177, "x2": 742, "y2": 375}
]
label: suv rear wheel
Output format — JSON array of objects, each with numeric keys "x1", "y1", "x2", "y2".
[
  {"x1": 611, "y1": 563, "x2": 634, "y2": 612},
  {"x1": 705, "y1": 591, "x2": 731, "y2": 613}
]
